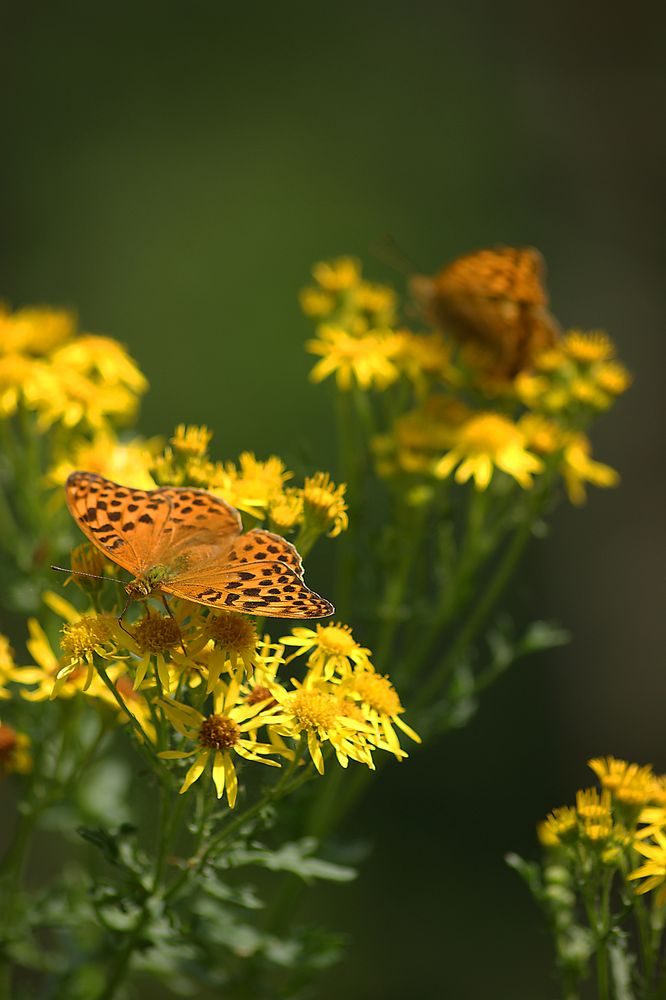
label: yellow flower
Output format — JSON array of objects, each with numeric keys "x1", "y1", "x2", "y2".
[
  {"x1": 14, "y1": 615, "x2": 115, "y2": 705},
  {"x1": 204, "y1": 612, "x2": 259, "y2": 689},
  {"x1": 0, "y1": 725, "x2": 32, "y2": 777},
  {"x1": 268, "y1": 492, "x2": 304, "y2": 534},
  {"x1": 0, "y1": 304, "x2": 76, "y2": 355},
  {"x1": 282, "y1": 623, "x2": 369, "y2": 680},
  {"x1": 627, "y1": 829, "x2": 666, "y2": 905},
  {"x1": 338, "y1": 665, "x2": 420, "y2": 759},
  {"x1": 268, "y1": 679, "x2": 375, "y2": 773},
  {"x1": 0, "y1": 355, "x2": 51, "y2": 418},
  {"x1": 36, "y1": 592, "x2": 120, "y2": 696},
  {"x1": 299, "y1": 287, "x2": 336, "y2": 318},
  {"x1": 396, "y1": 331, "x2": 453, "y2": 388},
  {"x1": 595, "y1": 361, "x2": 632, "y2": 396},
  {"x1": 49, "y1": 431, "x2": 160, "y2": 490},
  {"x1": 434, "y1": 412, "x2": 543, "y2": 490},
  {"x1": 588, "y1": 756, "x2": 657, "y2": 808},
  {"x1": 312, "y1": 256, "x2": 361, "y2": 292},
  {"x1": 213, "y1": 453, "x2": 291, "y2": 517},
  {"x1": 159, "y1": 678, "x2": 283, "y2": 806},
  {"x1": 377, "y1": 397, "x2": 470, "y2": 477},
  {"x1": 561, "y1": 435, "x2": 619, "y2": 506},
  {"x1": 126, "y1": 611, "x2": 188, "y2": 692},
  {"x1": 534, "y1": 347, "x2": 566, "y2": 373},
  {"x1": 351, "y1": 281, "x2": 398, "y2": 323},
  {"x1": 307, "y1": 325, "x2": 403, "y2": 391},
  {"x1": 569, "y1": 376, "x2": 610, "y2": 410},
  {"x1": 50, "y1": 334, "x2": 147, "y2": 395},
  {"x1": 538, "y1": 806, "x2": 578, "y2": 846},
  {"x1": 563, "y1": 329, "x2": 614, "y2": 364},
  {"x1": 518, "y1": 414, "x2": 563, "y2": 457},
  {"x1": 576, "y1": 787, "x2": 612, "y2": 823},
  {"x1": 170, "y1": 423, "x2": 213, "y2": 458},
  {"x1": 301, "y1": 472, "x2": 348, "y2": 537},
  {"x1": 0, "y1": 635, "x2": 16, "y2": 700}
]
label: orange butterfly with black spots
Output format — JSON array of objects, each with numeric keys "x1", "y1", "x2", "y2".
[
  {"x1": 64, "y1": 472, "x2": 333, "y2": 620},
  {"x1": 414, "y1": 245, "x2": 560, "y2": 379}
]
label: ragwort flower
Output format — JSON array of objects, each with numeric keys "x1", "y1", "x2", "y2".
[
  {"x1": 268, "y1": 679, "x2": 376, "y2": 773},
  {"x1": 628, "y1": 830, "x2": 666, "y2": 906},
  {"x1": 282, "y1": 622, "x2": 369, "y2": 680},
  {"x1": 338, "y1": 665, "x2": 420, "y2": 759},
  {"x1": 301, "y1": 472, "x2": 348, "y2": 538},
  {"x1": 159, "y1": 678, "x2": 282, "y2": 806},
  {"x1": 434, "y1": 411, "x2": 543, "y2": 490},
  {"x1": 307, "y1": 325, "x2": 403, "y2": 391}
]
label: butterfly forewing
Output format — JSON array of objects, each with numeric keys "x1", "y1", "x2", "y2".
[{"x1": 65, "y1": 471, "x2": 170, "y2": 574}]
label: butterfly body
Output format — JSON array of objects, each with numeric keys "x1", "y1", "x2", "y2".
[{"x1": 65, "y1": 472, "x2": 334, "y2": 619}]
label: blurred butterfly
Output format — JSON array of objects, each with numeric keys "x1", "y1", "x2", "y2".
[
  {"x1": 412, "y1": 245, "x2": 560, "y2": 379},
  {"x1": 63, "y1": 472, "x2": 334, "y2": 621}
]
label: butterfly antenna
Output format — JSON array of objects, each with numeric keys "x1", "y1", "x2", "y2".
[
  {"x1": 51, "y1": 565, "x2": 125, "y2": 586},
  {"x1": 371, "y1": 234, "x2": 422, "y2": 276}
]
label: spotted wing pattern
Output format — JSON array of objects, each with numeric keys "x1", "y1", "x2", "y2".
[
  {"x1": 428, "y1": 246, "x2": 559, "y2": 378},
  {"x1": 223, "y1": 529, "x2": 304, "y2": 578},
  {"x1": 65, "y1": 473, "x2": 242, "y2": 574},
  {"x1": 65, "y1": 472, "x2": 334, "y2": 619},
  {"x1": 162, "y1": 562, "x2": 333, "y2": 619},
  {"x1": 65, "y1": 471, "x2": 170, "y2": 573}
]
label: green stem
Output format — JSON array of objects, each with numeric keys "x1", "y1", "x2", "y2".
[
  {"x1": 164, "y1": 738, "x2": 310, "y2": 904},
  {"x1": 397, "y1": 486, "x2": 493, "y2": 686},
  {"x1": 94, "y1": 660, "x2": 158, "y2": 769},
  {"x1": 335, "y1": 390, "x2": 364, "y2": 620},
  {"x1": 374, "y1": 495, "x2": 430, "y2": 669},
  {"x1": 414, "y1": 477, "x2": 553, "y2": 711}
]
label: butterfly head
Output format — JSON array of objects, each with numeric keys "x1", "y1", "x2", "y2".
[{"x1": 125, "y1": 564, "x2": 173, "y2": 601}]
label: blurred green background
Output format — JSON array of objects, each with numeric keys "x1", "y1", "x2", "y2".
[{"x1": 2, "y1": 2, "x2": 665, "y2": 996}]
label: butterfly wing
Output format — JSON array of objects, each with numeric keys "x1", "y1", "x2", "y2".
[
  {"x1": 65, "y1": 471, "x2": 171, "y2": 574},
  {"x1": 222, "y1": 529, "x2": 304, "y2": 578},
  {"x1": 65, "y1": 474, "x2": 243, "y2": 575},
  {"x1": 429, "y1": 246, "x2": 558, "y2": 377},
  {"x1": 147, "y1": 486, "x2": 242, "y2": 562},
  {"x1": 162, "y1": 561, "x2": 334, "y2": 619}
]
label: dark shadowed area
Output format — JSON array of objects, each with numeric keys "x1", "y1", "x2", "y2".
[{"x1": 2, "y1": 2, "x2": 664, "y2": 996}]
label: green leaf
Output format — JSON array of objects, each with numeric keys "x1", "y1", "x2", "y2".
[{"x1": 221, "y1": 838, "x2": 357, "y2": 883}]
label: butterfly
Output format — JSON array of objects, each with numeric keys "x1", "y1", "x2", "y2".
[
  {"x1": 414, "y1": 246, "x2": 560, "y2": 379},
  {"x1": 64, "y1": 471, "x2": 334, "y2": 620}
]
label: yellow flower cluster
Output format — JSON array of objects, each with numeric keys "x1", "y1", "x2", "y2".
[
  {"x1": 300, "y1": 256, "x2": 397, "y2": 329},
  {"x1": 4, "y1": 591, "x2": 416, "y2": 808},
  {"x1": 0, "y1": 304, "x2": 147, "y2": 430},
  {"x1": 302, "y1": 256, "x2": 455, "y2": 393},
  {"x1": 515, "y1": 329, "x2": 632, "y2": 418},
  {"x1": 538, "y1": 756, "x2": 666, "y2": 902},
  {"x1": 150, "y1": 424, "x2": 348, "y2": 540}
]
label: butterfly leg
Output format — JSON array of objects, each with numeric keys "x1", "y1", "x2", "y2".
[
  {"x1": 117, "y1": 594, "x2": 137, "y2": 643},
  {"x1": 161, "y1": 595, "x2": 188, "y2": 657}
]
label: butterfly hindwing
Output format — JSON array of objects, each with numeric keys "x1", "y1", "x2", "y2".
[
  {"x1": 163, "y1": 560, "x2": 333, "y2": 619},
  {"x1": 223, "y1": 529, "x2": 304, "y2": 579}
]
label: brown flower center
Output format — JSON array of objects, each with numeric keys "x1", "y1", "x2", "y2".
[{"x1": 198, "y1": 714, "x2": 241, "y2": 750}]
